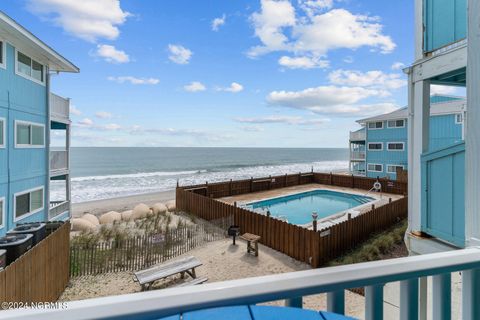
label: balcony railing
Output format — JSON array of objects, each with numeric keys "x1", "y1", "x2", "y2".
[
  {"x1": 350, "y1": 151, "x2": 366, "y2": 160},
  {"x1": 50, "y1": 92, "x2": 70, "y2": 122},
  {"x1": 49, "y1": 201, "x2": 70, "y2": 219},
  {"x1": 4, "y1": 248, "x2": 480, "y2": 320},
  {"x1": 50, "y1": 150, "x2": 68, "y2": 174},
  {"x1": 350, "y1": 130, "x2": 366, "y2": 141}
]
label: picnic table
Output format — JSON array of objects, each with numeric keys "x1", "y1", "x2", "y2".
[
  {"x1": 157, "y1": 305, "x2": 356, "y2": 320},
  {"x1": 240, "y1": 233, "x2": 261, "y2": 257},
  {"x1": 134, "y1": 256, "x2": 206, "y2": 291}
]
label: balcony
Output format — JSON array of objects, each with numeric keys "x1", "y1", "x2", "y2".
[
  {"x1": 349, "y1": 130, "x2": 365, "y2": 142},
  {"x1": 50, "y1": 92, "x2": 70, "y2": 123},
  {"x1": 4, "y1": 248, "x2": 480, "y2": 319},
  {"x1": 49, "y1": 200, "x2": 70, "y2": 219},
  {"x1": 350, "y1": 151, "x2": 365, "y2": 161},
  {"x1": 50, "y1": 150, "x2": 68, "y2": 175}
]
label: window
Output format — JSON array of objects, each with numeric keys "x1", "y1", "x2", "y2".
[
  {"x1": 15, "y1": 121, "x2": 45, "y2": 148},
  {"x1": 368, "y1": 122, "x2": 383, "y2": 129},
  {"x1": 387, "y1": 165, "x2": 405, "y2": 174},
  {"x1": 387, "y1": 142, "x2": 405, "y2": 151},
  {"x1": 15, "y1": 50, "x2": 45, "y2": 84},
  {"x1": 387, "y1": 119, "x2": 405, "y2": 128},
  {"x1": 456, "y1": 113, "x2": 464, "y2": 124},
  {"x1": 367, "y1": 164, "x2": 383, "y2": 172},
  {"x1": 0, "y1": 40, "x2": 5, "y2": 69},
  {"x1": 14, "y1": 187, "x2": 44, "y2": 221},
  {"x1": 368, "y1": 142, "x2": 383, "y2": 151},
  {"x1": 0, "y1": 118, "x2": 4, "y2": 147},
  {"x1": 0, "y1": 198, "x2": 4, "y2": 228}
]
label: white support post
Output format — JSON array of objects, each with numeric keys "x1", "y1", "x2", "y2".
[
  {"x1": 365, "y1": 284, "x2": 384, "y2": 320},
  {"x1": 462, "y1": 269, "x2": 480, "y2": 320},
  {"x1": 66, "y1": 122, "x2": 71, "y2": 218},
  {"x1": 408, "y1": 77, "x2": 430, "y2": 233},
  {"x1": 465, "y1": 0, "x2": 480, "y2": 246},
  {"x1": 327, "y1": 290, "x2": 345, "y2": 315},
  {"x1": 414, "y1": 0, "x2": 423, "y2": 60},
  {"x1": 432, "y1": 273, "x2": 451, "y2": 320},
  {"x1": 400, "y1": 279, "x2": 418, "y2": 320}
]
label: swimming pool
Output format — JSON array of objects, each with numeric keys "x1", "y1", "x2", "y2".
[{"x1": 244, "y1": 190, "x2": 374, "y2": 225}]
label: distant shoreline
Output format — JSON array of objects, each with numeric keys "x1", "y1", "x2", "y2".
[{"x1": 72, "y1": 189, "x2": 176, "y2": 217}]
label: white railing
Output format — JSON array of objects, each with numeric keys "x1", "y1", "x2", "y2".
[
  {"x1": 50, "y1": 150, "x2": 68, "y2": 173},
  {"x1": 50, "y1": 92, "x2": 70, "y2": 121},
  {"x1": 2, "y1": 248, "x2": 480, "y2": 320},
  {"x1": 49, "y1": 201, "x2": 70, "y2": 219},
  {"x1": 351, "y1": 151, "x2": 366, "y2": 160},
  {"x1": 350, "y1": 130, "x2": 366, "y2": 141}
]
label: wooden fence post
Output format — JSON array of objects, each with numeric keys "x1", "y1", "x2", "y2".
[
  {"x1": 250, "y1": 177, "x2": 253, "y2": 193},
  {"x1": 229, "y1": 179, "x2": 233, "y2": 196}
]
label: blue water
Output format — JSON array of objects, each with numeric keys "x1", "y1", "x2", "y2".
[
  {"x1": 246, "y1": 190, "x2": 373, "y2": 225},
  {"x1": 51, "y1": 147, "x2": 349, "y2": 203}
]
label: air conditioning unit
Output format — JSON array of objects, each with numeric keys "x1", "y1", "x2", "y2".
[
  {"x1": 0, "y1": 234, "x2": 33, "y2": 265},
  {"x1": 9, "y1": 222, "x2": 46, "y2": 246}
]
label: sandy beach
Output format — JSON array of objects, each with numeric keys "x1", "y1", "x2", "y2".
[{"x1": 72, "y1": 189, "x2": 176, "y2": 217}]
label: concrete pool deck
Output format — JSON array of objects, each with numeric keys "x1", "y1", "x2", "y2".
[{"x1": 219, "y1": 183, "x2": 403, "y2": 230}]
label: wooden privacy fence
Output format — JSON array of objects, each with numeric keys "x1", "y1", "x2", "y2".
[
  {"x1": 179, "y1": 171, "x2": 407, "y2": 199},
  {"x1": 0, "y1": 222, "x2": 70, "y2": 304},
  {"x1": 70, "y1": 217, "x2": 230, "y2": 277},
  {"x1": 177, "y1": 177, "x2": 408, "y2": 268}
]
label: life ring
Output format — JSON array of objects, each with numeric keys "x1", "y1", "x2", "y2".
[{"x1": 373, "y1": 181, "x2": 382, "y2": 190}]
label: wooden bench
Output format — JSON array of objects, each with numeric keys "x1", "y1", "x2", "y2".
[
  {"x1": 175, "y1": 277, "x2": 208, "y2": 287},
  {"x1": 134, "y1": 256, "x2": 202, "y2": 291},
  {"x1": 240, "y1": 233, "x2": 261, "y2": 257}
]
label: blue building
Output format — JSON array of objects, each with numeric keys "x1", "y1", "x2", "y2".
[
  {"x1": 349, "y1": 95, "x2": 465, "y2": 180},
  {"x1": 0, "y1": 12, "x2": 78, "y2": 236}
]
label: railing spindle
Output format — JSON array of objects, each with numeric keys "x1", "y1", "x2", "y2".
[
  {"x1": 400, "y1": 278, "x2": 418, "y2": 320},
  {"x1": 432, "y1": 273, "x2": 451, "y2": 320},
  {"x1": 462, "y1": 269, "x2": 480, "y2": 320},
  {"x1": 327, "y1": 290, "x2": 345, "y2": 315},
  {"x1": 365, "y1": 284, "x2": 384, "y2": 320}
]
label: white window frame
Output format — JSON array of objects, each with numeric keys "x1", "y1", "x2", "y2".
[
  {"x1": 0, "y1": 197, "x2": 4, "y2": 229},
  {"x1": 13, "y1": 186, "x2": 44, "y2": 222},
  {"x1": 387, "y1": 119, "x2": 406, "y2": 128},
  {"x1": 14, "y1": 49, "x2": 46, "y2": 86},
  {"x1": 368, "y1": 121, "x2": 383, "y2": 130},
  {"x1": 0, "y1": 39, "x2": 6, "y2": 69},
  {"x1": 455, "y1": 113, "x2": 464, "y2": 124},
  {"x1": 367, "y1": 163, "x2": 383, "y2": 173},
  {"x1": 0, "y1": 117, "x2": 5, "y2": 148},
  {"x1": 387, "y1": 142, "x2": 405, "y2": 151},
  {"x1": 387, "y1": 164, "x2": 405, "y2": 174},
  {"x1": 368, "y1": 142, "x2": 383, "y2": 151},
  {"x1": 14, "y1": 120, "x2": 45, "y2": 148}
]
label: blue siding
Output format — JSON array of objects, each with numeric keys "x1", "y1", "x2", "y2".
[
  {"x1": 429, "y1": 114, "x2": 463, "y2": 151},
  {"x1": 424, "y1": 0, "x2": 466, "y2": 52},
  {"x1": 0, "y1": 43, "x2": 49, "y2": 236},
  {"x1": 421, "y1": 143, "x2": 465, "y2": 247}
]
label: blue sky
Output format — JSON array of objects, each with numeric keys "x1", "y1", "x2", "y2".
[{"x1": 2, "y1": 0, "x2": 462, "y2": 147}]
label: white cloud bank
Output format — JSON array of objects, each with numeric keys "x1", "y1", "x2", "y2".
[
  {"x1": 168, "y1": 44, "x2": 193, "y2": 64},
  {"x1": 217, "y1": 82, "x2": 244, "y2": 93},
  {"x1": 184, "y1": 82, "x2": 207, "y2": 92},
  {"x1": 328, "y1": 70, "x2": 407, "y2": 90},
  {"x1": 108, "y1": 76, "x2": 160, "y2": 85},
  {"x1": 95, "y1": 44, "x2": 130, "y2": 64},
  {"x1": 235, "y1": 115, "x2": 329, "y2": 126}
]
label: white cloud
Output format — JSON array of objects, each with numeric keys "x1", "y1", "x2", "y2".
[
  {"x1": 104, "y1": 123, "x2": 121, "y2": 130},
  {"x1": 107, "y1": 76, "x2": 160, "y2": 85},
  {"x1": 391, "y1": 62, "x2": 405, "y2": 70},
  {"x1": 217, "y1": 82, "x2": 244, "y2": 93},
  {"x1": 27, "y1": 0, "x2": 130, "y2": 42},
  {"x1": 299, "y1": 0, "x2": 334, "y2": 16},
  {"x1": 278, "y1": 55, "x2": 329, "y2": 69},
  {"x1": 248, "y1": 2, "x2": 395, "y2": 62},
  {"x1": 267, "y1": 85, "x2": 393, "y2": 116},
  {"x1": 328, "y1": 70, "x2": 407, "y2": 90},
  {"x1": 95, "y1": 44, "x2": 130, "y2": 63},
  {"x1": 235, "y1": 115, "x2": 329, "y2": 126},
  {"x1": 212, "y1": 14, "x2": 226, "y2": 31},
  {"x1": 184, "y1": 81, "x2": 206, "y2": 92},
  {"x1": 168, "y1": 44, "x2": 193, "y2": 65},
  {"x1": 343, "y1": 56, "x2": 354, "y2": 64},
  {"x1": 430, "y1": 85, "x2": 460, "y2": 96},
  {"x1": 70, "y1": 105, "x2": 82, "y2": 116},
  {"x1": 77, "y1": 118, "x2": 94, "y2": 127},
  {"x1": 240, "y1": 125, "x2": 265, "y2": 132},
  {"x1": 95, "y1": 111, "x2": 112, "y2": 119}
]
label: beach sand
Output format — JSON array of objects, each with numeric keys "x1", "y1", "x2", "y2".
[
  {"x1": 72, "y1": 190, "x2": 176, "y2": 217},
  {"x1": 60, "y1": 239, "x2": 366, "y2": 318}
]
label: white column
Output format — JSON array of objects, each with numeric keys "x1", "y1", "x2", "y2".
[
  {"x1": 408, "y1": 76, "x2": 430, "y2": 233},
  {"x1": 465, "y1": 0, "x2": 480, "y2": 246},
  {"x1": 414, "y1": 0, "x2": 424, "y2": 60}
]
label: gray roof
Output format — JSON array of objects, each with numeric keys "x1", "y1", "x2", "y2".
[{"x1": 357, "y1": 99, "x2": 466, "y2": 124}]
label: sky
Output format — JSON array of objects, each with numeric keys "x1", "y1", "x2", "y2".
[{"x1": 1, "y1": 0, "x2": 464, "y2": 148}]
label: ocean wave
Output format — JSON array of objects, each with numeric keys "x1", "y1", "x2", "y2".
[{"x1": 72, "y1": 169, "x2": 206, "y2": 182}]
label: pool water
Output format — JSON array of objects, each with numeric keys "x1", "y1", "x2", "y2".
[{"x1": 245, "y1": 190, "x2": 374, "y2": 225}]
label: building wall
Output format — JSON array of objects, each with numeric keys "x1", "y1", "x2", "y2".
[
  {"x1": 0, "y1": 43, "x2": 48, "y2": 236},
  {"x1": 365, "y1": 114, "x2": 463, "y2": 180}
]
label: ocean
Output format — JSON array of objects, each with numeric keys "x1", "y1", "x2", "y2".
[{"x1": 51, "y1": 147, "x2": 349, "y2": 203}]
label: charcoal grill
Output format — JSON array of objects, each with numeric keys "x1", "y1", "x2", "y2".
[{"x1": 228, "y1": 225, "x2": 240, "y2": 245}]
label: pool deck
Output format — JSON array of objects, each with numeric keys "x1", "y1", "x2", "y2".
[{"x1": 219, "y1": 183, "x2": 403, "y2": 230}]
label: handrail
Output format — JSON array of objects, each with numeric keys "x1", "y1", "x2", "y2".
[{"x1": 3, "y1": 248, "x2": 480, "y2": 320}]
